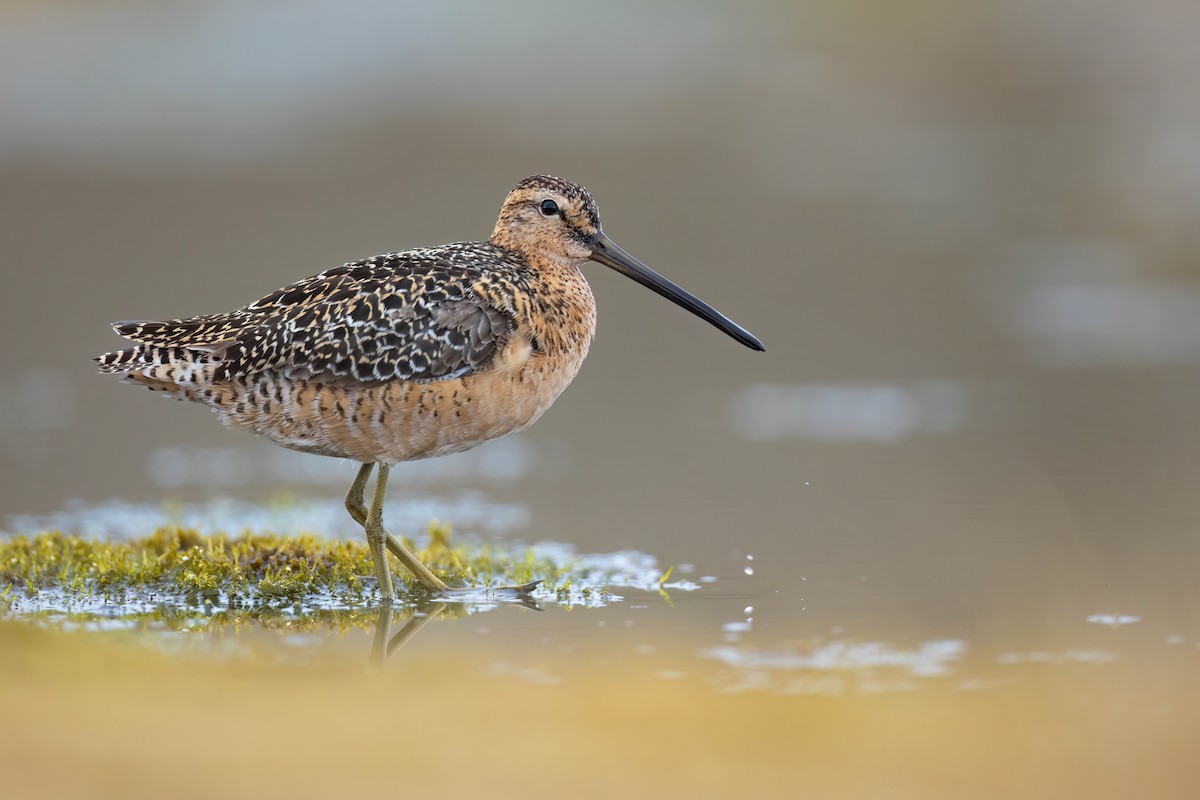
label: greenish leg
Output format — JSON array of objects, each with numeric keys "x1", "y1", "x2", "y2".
[
  {"x1": 364, "y1": 464, "x2": 451, "y2": 594},
  {"x1": 345, "y1": 462, "x2": 373, "y2": 526},
  {"x1": 348, "y1": 461, "x2": 537, "y2": 598},
  {"x1": 362, "y1": 463, "x2": 395, "y2": 602}
]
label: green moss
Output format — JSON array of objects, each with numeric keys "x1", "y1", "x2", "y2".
[{"x1": 0, "y1": 525, "x2": 564, "y2": 609}]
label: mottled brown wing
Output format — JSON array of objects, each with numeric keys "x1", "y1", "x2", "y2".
[
  {"x1": 213, "y1": 257, "x2": 517, "y2": 385},
  {"x1": 105, "y1": 246, "x2": 526, "y2": 385}
]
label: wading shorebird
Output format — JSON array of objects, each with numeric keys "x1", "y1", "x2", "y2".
[{"x1": 96, "y1": 175, "x2": 764, "y2": 602}]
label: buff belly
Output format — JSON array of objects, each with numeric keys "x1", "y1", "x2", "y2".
[{"x1": 203, "y1": 339, "x2": 588, "y2": 464}]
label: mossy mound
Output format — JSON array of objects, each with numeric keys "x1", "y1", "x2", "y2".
[{"x1": 0, "y1": 524, "x2": 562, "y2": 609}]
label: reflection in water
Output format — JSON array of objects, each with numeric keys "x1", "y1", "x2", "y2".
[
  {"x1": 996, "y1": 650, "x2": 1116, "y2": 666},
  {"x1": 703, "y1": 639, "x2": 967, "y2": 692},
  {"x1": 1086, "y1": 613, "x2": 1141, "y2": 627},
  {"x1": 699, "y1": 637, "x2": 1172, "y2": 696},
  {"x1": 371, "y1": 601, "x2": 449, "y2": 664},
  {"x1": 369, "y1": 594, "x2": 541, "y2": 664},
  {"x1": 5, "y1": 584, "x2": 1188, "y2": 700}
]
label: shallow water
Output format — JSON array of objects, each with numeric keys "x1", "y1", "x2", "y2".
[
  {"x1": 7, "y1": 549, "x2": 1192, "y2": 688},
  {"x1": 3, "y1": 586, "x2": 1197, "y2": 799},
  {"x1": 4, "y1": 1, "x2": 1200, "y2": 796}
]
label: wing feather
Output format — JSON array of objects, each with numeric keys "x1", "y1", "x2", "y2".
[{"x1": 103, "y1": 244, "x2": 527, "y2": 386}]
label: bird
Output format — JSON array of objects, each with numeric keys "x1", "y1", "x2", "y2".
[{"x1": 95, "y1": 175, "x2": 765, "y2": 602}]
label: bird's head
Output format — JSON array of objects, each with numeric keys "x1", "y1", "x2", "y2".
[
  {"x1": 491, "y1": 174, "x2": 601, "y2": 264},
  {"x1": 491, "y1": 174, "x2": 765, "y2": 352}
]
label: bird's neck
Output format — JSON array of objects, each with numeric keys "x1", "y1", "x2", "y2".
[
  {"x1": 488, "y1": 215, "x2": 529, "y2": 257},
  {"x1": 485, "y1": 229, "x2": 596, "y2": 354},
  {"x1": 523, "y1": 258, "x2": 597, "y2": 356}
]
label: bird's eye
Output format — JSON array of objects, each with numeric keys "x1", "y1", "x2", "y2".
[{"x1": 539, "y1": 199, "x2": 560, "y2": 217}]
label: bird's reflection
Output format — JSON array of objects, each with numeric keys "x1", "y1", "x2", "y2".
[{"x1": 370, "y1": 591, "x2": 542, "y2": 664}]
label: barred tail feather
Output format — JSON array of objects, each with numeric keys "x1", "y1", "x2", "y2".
[
  {"x1": 94, "y1": 345, "x2": 154, "y2": 374},
  {"x1": 94, "y1": 345, "x2": 219, "y2": 399}
]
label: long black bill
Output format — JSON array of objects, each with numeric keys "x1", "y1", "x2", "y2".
[{"x1": 589, "y1": 232, "x2": 766, "y2": 351}]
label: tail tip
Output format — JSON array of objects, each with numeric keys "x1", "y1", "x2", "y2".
[{"x1": 111, "y1": 319, "x2": 148, "y2": 335}]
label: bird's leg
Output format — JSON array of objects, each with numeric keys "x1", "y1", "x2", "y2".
[
  {"x1": 365, "y1": 464, "x2": 451, "y2": 594},
  {"x1": 353, "y1": 462, "x2": 534, "y2": 597},
  {"x1": 363, "y1": 463, "x2": 396, "y2": 602},
  {"x1": 345, "y1": 462, "x2": 374, "y2": 527}
]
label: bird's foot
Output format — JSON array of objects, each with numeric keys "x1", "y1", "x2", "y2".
[{"x1": 439, "y1": 579, "x2": 543, "y2": 596}]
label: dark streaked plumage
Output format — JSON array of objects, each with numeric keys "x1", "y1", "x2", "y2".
[
  {"x1": 101, "y1": 244, "x2": 524, "y2": 387},
  {"x1": 95, "y1": 175, "x2": 764, "y2": 599}
]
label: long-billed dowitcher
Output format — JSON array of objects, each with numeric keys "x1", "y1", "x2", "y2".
[{"x1": 96, "y1": 175, "x2": 764, "y2": 601}]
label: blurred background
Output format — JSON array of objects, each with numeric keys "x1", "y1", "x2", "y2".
[
  {"x1": 4, "y1": 2, "x2": 1200, "y2": 796},
  {"x1": 2, "y1": 0, "x2": 1200, "y2": 682}
]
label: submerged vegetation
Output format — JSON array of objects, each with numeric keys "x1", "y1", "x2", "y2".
[{"x1": 0, "y1": 524, "x2": 565, "y2": 611}]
